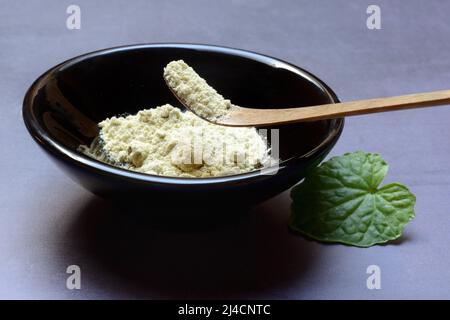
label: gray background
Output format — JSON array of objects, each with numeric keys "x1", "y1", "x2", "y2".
[{"x1": 1, "y1": 0, "x2": 450, "y2": 299}]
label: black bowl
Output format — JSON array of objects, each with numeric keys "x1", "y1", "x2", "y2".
[{"x1": 23, "y1": 44, "x2": 343, "y2": 210}]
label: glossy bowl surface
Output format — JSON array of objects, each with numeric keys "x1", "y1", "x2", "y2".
[{"x1": 23, "y1": 44, "x2": 343, "y2": 209}]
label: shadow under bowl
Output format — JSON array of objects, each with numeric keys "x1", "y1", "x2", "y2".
[{"x1": 23, "y1": 43, "x2": 343, "y2": 211}]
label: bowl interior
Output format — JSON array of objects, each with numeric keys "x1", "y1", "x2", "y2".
[{"x1": 26, "y1": 44, "x2": 340, "y2": 177}]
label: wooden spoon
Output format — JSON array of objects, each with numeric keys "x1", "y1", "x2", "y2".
[{"x1": 171, "y1": 88, "x2": 450, "y2": 127}]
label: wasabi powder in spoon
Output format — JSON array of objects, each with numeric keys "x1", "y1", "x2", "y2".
[{"x1": 164, "y1": 60, "x2": 232, "y2": 121}]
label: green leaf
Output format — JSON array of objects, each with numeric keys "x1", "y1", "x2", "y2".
[{"x1": 289, "y1": 151, "x2": 416, "y2": 247}]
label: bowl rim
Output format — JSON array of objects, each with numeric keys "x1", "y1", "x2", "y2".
[{"x1": 23, "y1": 43, "x2": 344, "y2": 185}]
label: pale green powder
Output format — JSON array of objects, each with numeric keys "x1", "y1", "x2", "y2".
[
  {"x1": 81, "y1": 104, "x2": 269, "y2": 178},
  {"x1": 164, "y1": 60, "x2": 232, "y2": 121}
]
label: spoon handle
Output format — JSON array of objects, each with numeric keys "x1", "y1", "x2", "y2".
[{"x1": 228, "y1": 89, "x2": 450, "y2": 126}]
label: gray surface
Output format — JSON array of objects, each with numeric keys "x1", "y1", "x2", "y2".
[{"x1": 1, "y1": 0, "x2": 450, "y2": 299}]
